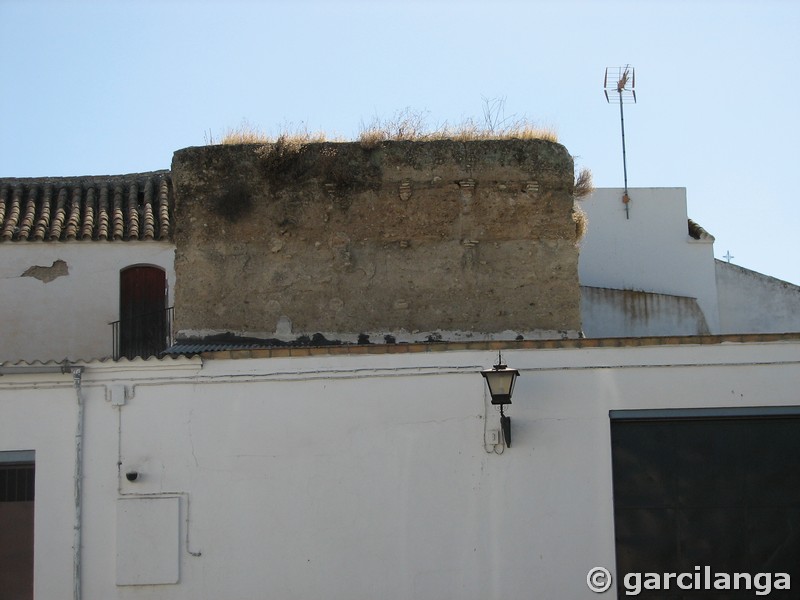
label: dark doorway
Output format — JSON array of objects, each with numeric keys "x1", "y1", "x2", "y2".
[
  {"x1": 0, "y1": 454, "x2": 35, "y2": 600},
  {"x1": 118, "y1": 265, "x2": 168, "y2": 359},
  {"x1": 610, "y1": 411, "x2": 800, "y2": 598}
]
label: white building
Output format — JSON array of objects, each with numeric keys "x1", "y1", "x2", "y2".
[
  {"x1": 2, "y1": 149, "x2": 800, "y2": 600},
  {"x1": 579, "y1": 187, "x2": 800, "y2": 337},
  {"x1": 0, "y1": 173, "x2": 175, "y2": 363},
  {"x1": 2, "y1": 336, "x2": 799, "y2": 600}
]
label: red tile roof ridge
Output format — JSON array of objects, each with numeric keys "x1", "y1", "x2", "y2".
[{"x1": 0, "y1": 171, "x2": 172, "y2": 242}]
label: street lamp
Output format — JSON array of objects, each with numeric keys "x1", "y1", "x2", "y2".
[{"x1": 481, "y1": 352, "x2": 520, "y2": 447}]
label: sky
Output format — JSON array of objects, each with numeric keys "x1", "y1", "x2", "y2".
[{"x1": 1, "y1": 0, "x2": 798, "y2": 284}]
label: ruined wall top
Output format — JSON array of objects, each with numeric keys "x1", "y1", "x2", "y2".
[{"x1": 171, "y1": 139, "x2": 581, "y2": 344}]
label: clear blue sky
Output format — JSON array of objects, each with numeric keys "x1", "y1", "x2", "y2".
[{"x1": 2, "y1": 0, "x2": 798, "y2": 284}]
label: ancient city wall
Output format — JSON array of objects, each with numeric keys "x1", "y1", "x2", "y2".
[{"x1": 171, "y1": 139, "x2": 580, "y2": 343}]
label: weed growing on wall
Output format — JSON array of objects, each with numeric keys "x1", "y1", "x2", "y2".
[
  {"x1": 573, "y1": 167, "x2": 593, "y2": 199},
  {"x1": 207, "y1": 99, "x2": 559, "y2": 150},
  {"x1": 572, "y1": 167, "x2": 594, "y2": 245},
  {"x1": 357, "y1": 102, "x2": 558, "y2": 149}
]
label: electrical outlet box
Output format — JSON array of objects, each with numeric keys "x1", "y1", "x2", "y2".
[
  {"x1": 487, "y1": 430, "x2": 500, "y2": 445},
  {"x1": 109, "y1": 384, "x2": 127, "y2": 406}
]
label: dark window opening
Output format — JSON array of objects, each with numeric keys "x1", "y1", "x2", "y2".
[{"x1": 0, "y1": 463, "x2": 35, "y2": 502}]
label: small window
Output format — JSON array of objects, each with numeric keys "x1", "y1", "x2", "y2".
[{"x1": 0, "y1": 462, "x2": 35, "y2": 502}]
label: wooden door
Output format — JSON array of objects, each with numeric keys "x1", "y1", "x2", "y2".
[{"x1": 119, "y1": 266, "x2": 167, "y2": 359}]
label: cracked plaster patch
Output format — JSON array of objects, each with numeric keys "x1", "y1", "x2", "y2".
[{"x1": 21, "y1": 259, "x2": 69, "y2": 283}]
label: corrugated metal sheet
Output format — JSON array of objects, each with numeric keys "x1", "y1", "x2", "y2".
[{"x1": 163, "y1": 342, "x2": 273, "y2": 355}]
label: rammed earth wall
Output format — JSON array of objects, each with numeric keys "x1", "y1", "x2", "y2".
[{"x1": 171, "y1": 139, "x2": 580, "y2": 342}]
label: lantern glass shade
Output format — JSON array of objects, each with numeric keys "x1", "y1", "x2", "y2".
[{"x1": 481, "y1": 365, "x2": 520, "y2": 405}]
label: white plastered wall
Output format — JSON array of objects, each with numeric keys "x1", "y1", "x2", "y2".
[
  {"x1": 0, "y1": 242, "x2": 175, "y2": 362},
  {"x1": 1, "y1": 341, "x2": 798, "y2": 600},
  {"x1": 578, "y1": 188, "x2": 720, "y2": 333},
  {"x1": 716, "y1": 260, "x2": 800, "y2": 334}
]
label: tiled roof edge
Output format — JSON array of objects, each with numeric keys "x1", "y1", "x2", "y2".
[
  {"x1": 200, "y1": 332, "x2": 800, "y2": 360},
  {"x1": 0, "y1": 354, "x2": 199, "y2": 368},
  {"x1": 0, "y1": 170, "x2": 170, "y2": 186},
  {"x1": 0, "y1": 171, "x2": 173, "y2": 242},
  {"x1": 688, "y1": 218, "x2": 714, "y2": 241},
  {"x1": 5, "y1": 334, "x2": 798, "y2": 367}
]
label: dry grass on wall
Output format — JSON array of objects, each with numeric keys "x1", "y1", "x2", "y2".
[
  {"x1": 573, "y1": 204, "x2": 589, "y2": 245},
  {"x1": 210, "y1": 120, "x2": 331, "y2": 146},
  {"x1": 573, "y1": 167, "x2": 594, "y2": 199},
  {"x1": 357, "y1": 107, "x2": 558, "y2": 149},
  {"x1": 207, "y1": 101, "x2": 559, "y2": 149},
  {"x1": 571, "y1": 168, "x2": 594, "y2": 246}
]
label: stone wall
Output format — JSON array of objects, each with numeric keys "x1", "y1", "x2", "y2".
[{"x1": 171, "y1": 139, "x2": 580, "y2": 343}]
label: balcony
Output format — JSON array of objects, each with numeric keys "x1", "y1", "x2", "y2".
[{"x1": 111, "y1": 307, "x2": 174, "y2": 360}]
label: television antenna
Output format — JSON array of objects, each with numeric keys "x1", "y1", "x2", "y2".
[{"x1": 604, "y1": 65, "x2": 636, "y2": 219}]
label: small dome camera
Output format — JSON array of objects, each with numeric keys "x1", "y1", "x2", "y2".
[{"x1": 125, "y1": 471, "x2": 139, "y2": 482}]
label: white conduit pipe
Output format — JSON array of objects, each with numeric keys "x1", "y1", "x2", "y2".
[{"x1": 71, "y1": 367, "x2": 85, "y2": 600}]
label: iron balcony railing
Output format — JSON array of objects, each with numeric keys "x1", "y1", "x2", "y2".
[{"x1": 111, "y1": 306, "x2": 174, "y2": 360}]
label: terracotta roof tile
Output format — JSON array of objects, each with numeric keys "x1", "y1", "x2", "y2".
[
  {"x1": 0, "y1": 171, "x2": 172, "y2": 242},
  {"x1": 688, "y1": 218, "x2": 714, "y2": 241}
]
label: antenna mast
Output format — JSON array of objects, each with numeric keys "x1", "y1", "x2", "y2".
[{"x1": 604, "y1": 65, "x2": 636, "y2": 219}]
